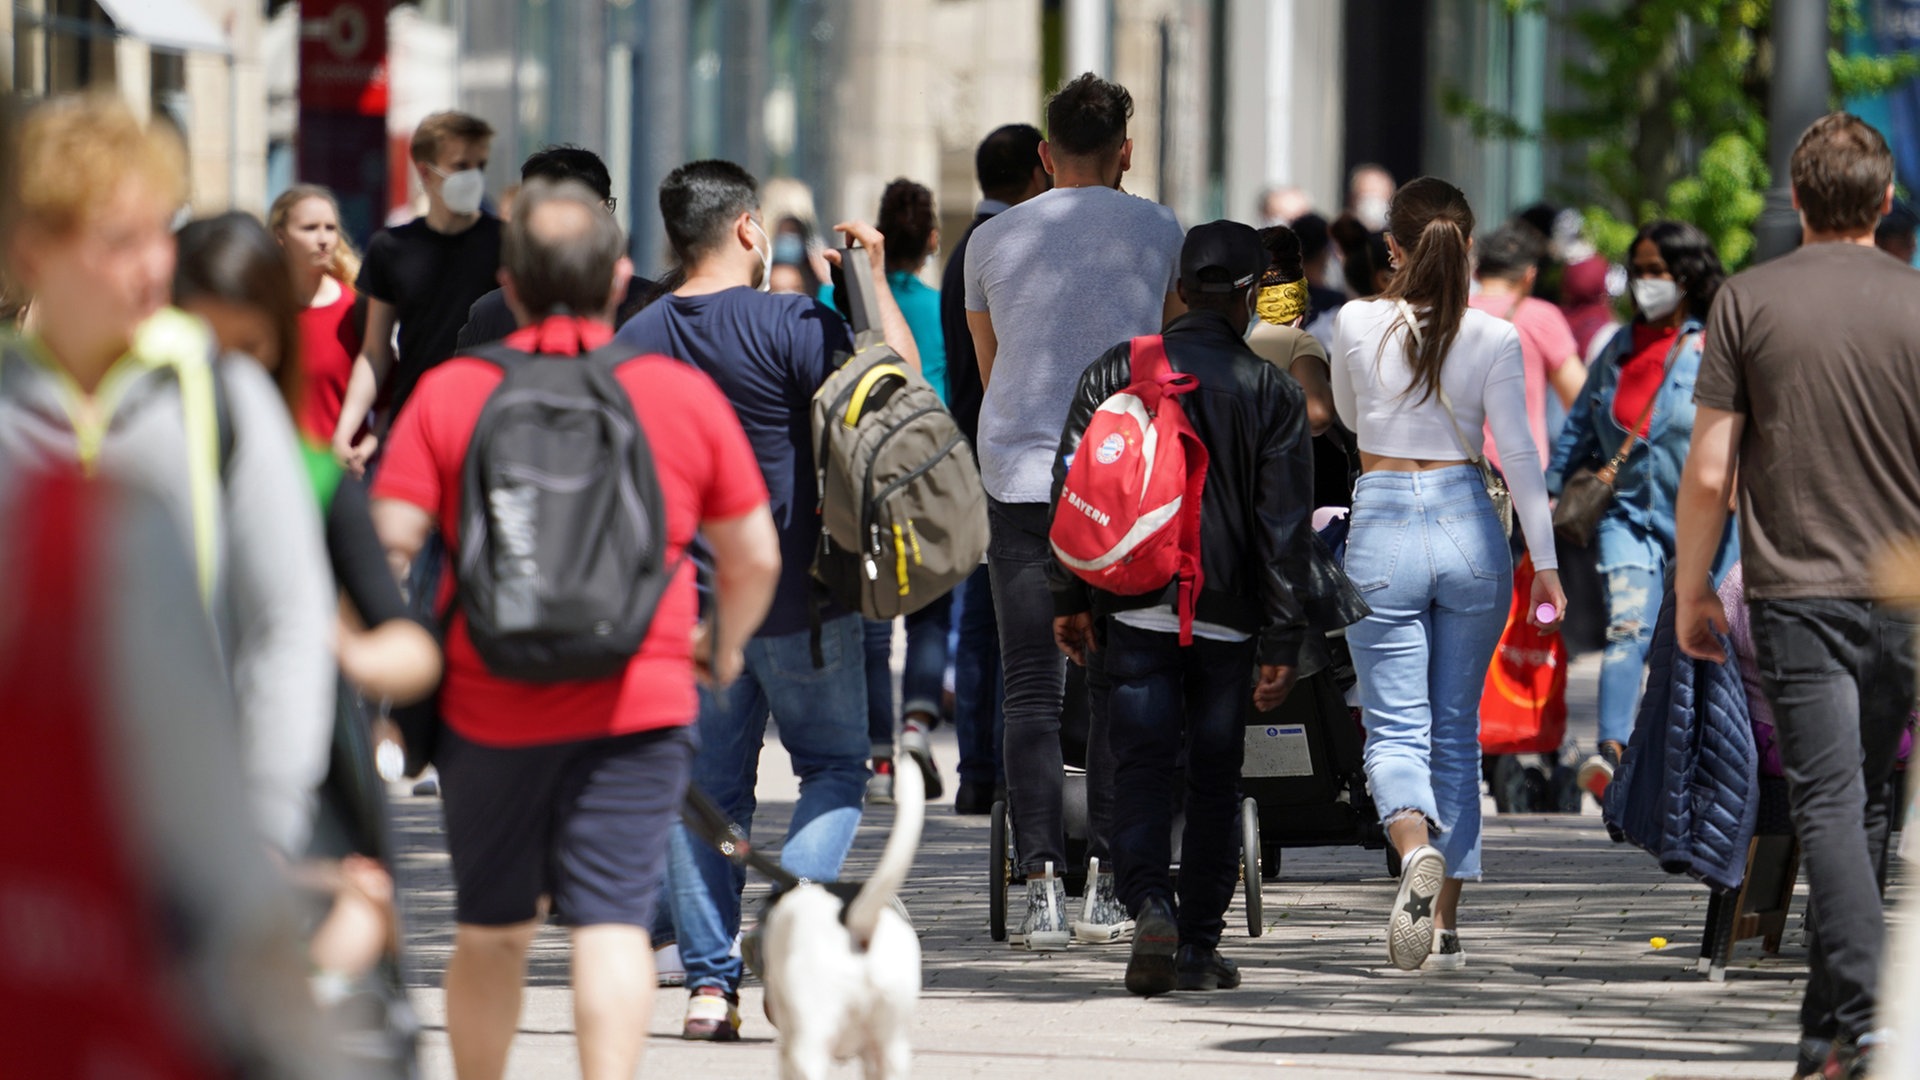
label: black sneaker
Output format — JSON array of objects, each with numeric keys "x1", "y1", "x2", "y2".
[
  {"x1": 953, "y1": 781, "x2": 995, "y2": 815},
  {"x1": 1124, "y1": 896, "x2": 1178, "y2": 997},
  {"x1": 1174, "y1": 944, "x2": 1240, "y2": 991},
  {"x1": 1790, "y1": 1035, "x2": 1833, "y2": 1080}
]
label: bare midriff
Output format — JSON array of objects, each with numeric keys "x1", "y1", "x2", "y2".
[{"x1": 1360, "y1": 451, "x2": 1472, "y2": 473}]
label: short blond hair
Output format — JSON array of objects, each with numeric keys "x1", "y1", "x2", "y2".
[
  {"x1": 14, "y1": 94, "x2": 187, "y2": 237},
  {"x1": 409, "y1": 111, "x2": 494, "y2": 165}
]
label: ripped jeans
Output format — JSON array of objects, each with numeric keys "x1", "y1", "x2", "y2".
[{"x1": 1595, "y1": 517, "x2": 1666, "y2": 748}]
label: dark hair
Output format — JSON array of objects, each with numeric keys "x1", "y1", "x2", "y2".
[
  {"x1": 1629, "y1": 219, "x2": 1726, "y2": 321},
  {"x1": 1045, "y1": 73, "x2": 1132, "y2": 158},
  {"x1": 173, "y1": 211, "x2": 302, "y2": 414},
  {"x1": 1792, "y1": 113, "x2": 1895, "y2": 236},
  {"x1": 1329, "y1": 213, "x2": 1391, "y2": 298},
  {"x1": 1292, "y1": 212, "x2": 1331, "y2": 264},
  {"x1": 877, "y1": 178, "x2": 937, "y2": 270},
  {"x1": 976, "y1": 123, "x2": 1044, "y2": 203},
  {"x1": 504, "y1": 180, "x2": 627, "y2": 316},
  {"x1": 659, "y1": 159, "x2": 759, "y2": 263},
  {"x1": 1257, "y1": 225, "x2": 1305, "y2": 286},
  {"x1": 521, "y1": 144, "x2": 613, "y2": 202},
  {"x1": 1379, "y1": 177, "x2": 1475, "y2": 405},
  {"x1": 1475, "y1": 222, "x2": 1544, "y2": 282}
]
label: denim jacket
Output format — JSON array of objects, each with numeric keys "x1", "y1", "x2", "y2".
[{"x1": 1546, "y1": 320, "x2": 1705, "y2": 552}]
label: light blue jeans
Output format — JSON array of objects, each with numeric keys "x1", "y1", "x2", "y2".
[
  {"x1": 1595, "y1": 516, "x2": 1665, "y2": 749},
  {"x1": 1344, "y1": 467, "x2": 1511, "y2": 880},
  {"x1": 666, "y1": 613, "x2": 869, "y2": 994}
]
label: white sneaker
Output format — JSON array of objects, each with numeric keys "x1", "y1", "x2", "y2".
[
  {"x1": 1011, "y1": 860, "x2": 1070, "y2": 951},
  {"x1": 1388, "y1": 845, "x2": 1446, "y2": 970},
  {"x1": 1072, "y1": 857, "x2": 1135, "y2": 944},
  {"x1": 866, "y1": 759, "x2": 894, "y2": 805},
  {"x1": 655, "y1": 942, "x2": 685, "y2": 987},
  {"x1": 1424, "y1": 928, "x2": 1465, "y2": 971}
]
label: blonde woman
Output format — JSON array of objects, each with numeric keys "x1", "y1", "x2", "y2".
[{"x1": 270, "y1": 185, "x2": 366, "y2": 443}]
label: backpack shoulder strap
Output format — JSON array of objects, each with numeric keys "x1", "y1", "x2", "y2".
[
  {"x1": 458, "y1": 339, "x2": 531, "y2": 371},
  {"x1": 1128, "y1": 335, "x2": 1170, "y2": 384}
]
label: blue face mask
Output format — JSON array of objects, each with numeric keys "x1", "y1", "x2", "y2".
[{"x1": 773, "y1": 234, "x2": 805, "y2": 266}]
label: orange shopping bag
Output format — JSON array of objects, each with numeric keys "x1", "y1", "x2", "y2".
[{"x1": 1479, "y1": 553, "x2": 1568, "y2": 755}]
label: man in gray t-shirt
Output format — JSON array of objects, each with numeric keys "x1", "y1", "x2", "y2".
[{"x1": 962, "y1": 72, "x2": 1185, "y2": 954}]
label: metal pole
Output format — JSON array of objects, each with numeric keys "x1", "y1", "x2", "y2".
[
  {"x1": 1065, "y1": 0, "x2": 1109, "y2": 79},
  {"x1": 1753, "y1": 0, "x2": 1830, "y2": 263}
]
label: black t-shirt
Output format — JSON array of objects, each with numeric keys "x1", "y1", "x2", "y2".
[{"x1": 357, "y1": 213, "x2": 503, "y2": 423}]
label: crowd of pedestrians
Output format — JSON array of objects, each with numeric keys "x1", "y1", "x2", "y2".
[{"x1": 2, "y1": 78, "x2": 1917, "y2": 1080}]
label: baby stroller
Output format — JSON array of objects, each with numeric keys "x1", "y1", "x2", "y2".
[{"x1": 1241, "y1": 629, "x2": 1394, "y2": 898}]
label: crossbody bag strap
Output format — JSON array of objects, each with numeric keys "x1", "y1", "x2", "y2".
[{"x1": 1603, "y1": 330, "x2": 1698, "y2": 471}]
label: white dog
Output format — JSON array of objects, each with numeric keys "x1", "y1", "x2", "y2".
[{"x1": 759, "y1": 759, "x2": 925, "y2": 1080}]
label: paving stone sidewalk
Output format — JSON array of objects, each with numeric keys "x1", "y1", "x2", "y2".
[{"x1": 397, "y1": 655, "x2": 1837, "y2": 1079}]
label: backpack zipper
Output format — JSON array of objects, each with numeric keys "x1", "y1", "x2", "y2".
[
  {"x1": 862, "y1": 431, "x2": 965, "y2": 586},
  {"x1": 852, "y1": 402, "x2": 945, "y2": 571}
]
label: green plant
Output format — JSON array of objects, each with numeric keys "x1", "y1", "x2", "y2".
[{"x1": 1458, "y1": 0, "x2": 1919, "y2": 267}]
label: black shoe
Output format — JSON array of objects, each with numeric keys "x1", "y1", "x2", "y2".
[
  {"x1": 1124, "y1": 896, "x2": 1178, "y2": 997},
  {"x1": 1792, "y1": 1035, "x2": 1833, "y2": 1080},
  {"x1": 1174, "y1": 944, "x2": 1240, "y2": 991},
  {"x1": 954, "y1": 780, "x2": 996, "y2": 815}
]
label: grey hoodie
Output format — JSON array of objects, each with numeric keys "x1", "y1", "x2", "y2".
[{"x1": 0, "y1": 311, "x2": 336, "y2": 854}]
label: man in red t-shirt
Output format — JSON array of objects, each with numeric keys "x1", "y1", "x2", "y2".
[
  {"x1": 1469, "y1": 223, "x2": 1585, "y2": 473},
  {"x1": 371, "y1": 180, "x2": 779, "y2": 1080}
]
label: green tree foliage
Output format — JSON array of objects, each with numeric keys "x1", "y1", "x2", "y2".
[{"x1": 1471, "y1": 0, "x2": 1919, "y2": 266}]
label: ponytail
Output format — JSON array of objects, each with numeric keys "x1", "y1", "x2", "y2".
[{"x1": 1378, "y1": 176, "x2": 1475, "y2": 405}]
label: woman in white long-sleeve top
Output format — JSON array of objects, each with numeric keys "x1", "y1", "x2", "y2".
[{"x1": 1329, "y1": 177, "x2": 1567, "y2": 973}]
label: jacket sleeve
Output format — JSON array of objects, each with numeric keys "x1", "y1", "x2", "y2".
[
  {"x1": 218, "y1": 360, "x2": 338, "y2": 856},
  {"x1": 1253, "y1": 369, "x2": 1315, "y2": 667},
  {"x1": 1546, "y1": 332, "x2": 1613, "y2": 496},
  {"x1": 1047, "y1": 344, "x2": 1132, "y2": 617}
]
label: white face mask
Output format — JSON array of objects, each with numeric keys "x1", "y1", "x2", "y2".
[
  {"x1": 433, "y1": 166, "x2": 487, "y2": 216},
  {"x1": 1630, "y1": 277, "x2": 1682, "y2": 321},
  {"x1": 748, "y1": 218, "x2": 773, "y2": 292}
]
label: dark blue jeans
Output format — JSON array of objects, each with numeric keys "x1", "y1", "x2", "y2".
[
  {"x1": 1103, "y1": 620, "x2": 1254, "y2": 951},
  {"x1": 1750, "y1": 598, "x2": 1918, "y2": 1044},
  {"x1": 950, "y1": 565, "x2": 1004, "y2": 790},
  {"x1": 862, "y1": 594, "x2": 956, "y2": 755}
]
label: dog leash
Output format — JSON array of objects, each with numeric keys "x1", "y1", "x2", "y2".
[{"x1": 680, "y1": 784, "x2": 805, "y2": 891}]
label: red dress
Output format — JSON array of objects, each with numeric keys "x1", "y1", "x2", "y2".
[{"x1": 299, "y1": 281, "x2": 363, "y2": 441}]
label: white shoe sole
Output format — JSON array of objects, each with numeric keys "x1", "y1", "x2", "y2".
[
  {"x1": 1023, "y1": 929, "x2": 1071, "y2": 951},
  {"x1": 1424, "y1": 942, "x2": 1465, "y2": 971},
  {"x1": 1072, "y1": 919, "x2": 1135, "y2": 945},
  {"x1": 1388, "y1": 846, "x2": 1446, "y2": 971}
]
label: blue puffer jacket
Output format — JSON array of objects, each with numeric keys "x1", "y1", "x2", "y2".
[{"x1": 1603, "y1": 580, "x2": 1759, "y2": 892}]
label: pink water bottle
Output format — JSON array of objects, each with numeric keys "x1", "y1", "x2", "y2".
[{"x1": 1535, "y1": 603, "x2": 1559, "y2": 624}]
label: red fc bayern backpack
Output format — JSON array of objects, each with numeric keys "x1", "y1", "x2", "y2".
[{"x1": 1049, "y1": 335, "x2": 1211, "y2": 643}]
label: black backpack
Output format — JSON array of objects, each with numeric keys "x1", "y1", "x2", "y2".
[{"x1": 455, "y1": 334, "x2": 674, "y2": 682}]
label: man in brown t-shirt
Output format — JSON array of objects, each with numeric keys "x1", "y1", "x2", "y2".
[{"x1": 1675, "y1": 113, "x2": 1920, "y2": 1079}]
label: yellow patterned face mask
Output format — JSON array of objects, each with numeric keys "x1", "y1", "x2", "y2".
[{"x1": 1256, "y1": 279, "x2": 1311, "y2": 326}]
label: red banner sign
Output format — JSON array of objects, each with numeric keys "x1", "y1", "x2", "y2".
[{"x1": 299, "y1": 0, "x2": 389, "y2": 116}]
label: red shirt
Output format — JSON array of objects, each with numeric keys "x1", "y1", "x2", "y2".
[
  {"x1": 299, "y1": 281, "x2": 364, "y2": 441},
  {"x1": 1612, "y1": 324, "x2": 1680, "y2": 435},
  {"x1": 372, "y1": 315, "x2": 767, "y2": 747}
]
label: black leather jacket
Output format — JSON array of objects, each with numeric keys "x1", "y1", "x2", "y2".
[{"x1": 1047, "y1": 310, "x2": 1368, "y2": 667}]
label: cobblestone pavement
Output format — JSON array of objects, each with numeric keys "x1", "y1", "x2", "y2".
[{"x1": 398, "y1": 655, "x2": 1835, "y2": 1079}]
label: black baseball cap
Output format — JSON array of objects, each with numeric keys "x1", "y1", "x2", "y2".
[{"x1": 1180, "y1": 220, "x2": 1269, "y2": 293}]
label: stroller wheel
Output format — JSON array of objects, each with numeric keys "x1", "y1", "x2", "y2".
[
  {"x1": 1240, "y1": 798, "x2": 1263, "y2": 938},
  {"x1": 988, "y1": 800, "x2": 1009, "y2": 942}
]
